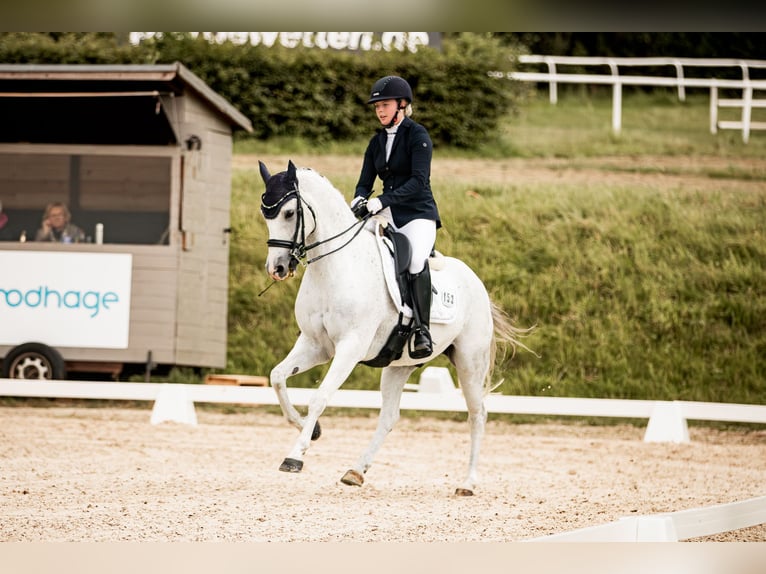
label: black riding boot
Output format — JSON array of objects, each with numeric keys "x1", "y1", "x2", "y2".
[{"x1": 409, "y1": 263, "x2": 433, "y2": 359}]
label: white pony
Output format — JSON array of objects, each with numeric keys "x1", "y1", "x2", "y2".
[{"x1": 258, "y1": 160, "x2": 531, "y2": 496}]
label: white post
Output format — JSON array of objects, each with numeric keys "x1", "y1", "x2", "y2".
[
  {"x1": 739, "y1": 60, "x2": 750, "y2": 83},
  {"x1": 418, "y1": 366, "x2": 456, "y2": 393},
  {"x1": 673, "y1": 61, "x2": 686, "y2": 101},
  {"x1": 608, "y1": 61, "x2": 621, "y2": 134},
  {"x1": 545, "y1": 57, "x2": 557, "y2": 104},
  {"x1": 742, "y1": 84, "x2": 753, "y2": 143},
  {"x1": 710, "y1": 85, "x2": 718, "y2": 134},
  {"x1": 151, "y1": 384, "x2": 198, "y2": 425},
  {"x1": 644, "y1": 401, "x2": 689, "y2": 443},
  {"x1": 635, "y1": 516, "x2": 679, "y2": 542}
]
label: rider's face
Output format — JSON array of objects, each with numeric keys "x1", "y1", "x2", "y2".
[{"x1": 373, "y1": 99, "x2": 401, "y2": 126}]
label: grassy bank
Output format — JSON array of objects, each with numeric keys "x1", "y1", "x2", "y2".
[
  {"x1": 227, "y1": 92, "x2": 766, "y2": 405},
  {"x1": 236, "y1": 90, "x2": 766, "y2": 160}
]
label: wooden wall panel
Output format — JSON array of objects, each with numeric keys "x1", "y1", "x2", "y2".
[
  {"x1": 79, "y1": 155, "x2": 171, "y2": 211},
  {"x1": 0, "y1": 154, "x2": 70, "y2": 209}
]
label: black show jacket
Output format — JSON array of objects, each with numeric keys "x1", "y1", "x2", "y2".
[{"x1": 354, "y1": 116, "x2": 441, "y2": 229}]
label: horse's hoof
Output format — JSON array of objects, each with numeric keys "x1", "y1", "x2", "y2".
[
  {"x1": 279, "y1": 458, "x2": 304, "y2": 473},
  {"x1": 340, "y1": 469, "x2": 364, "y2": 487},
  {"x1": 311, "y1": 421, "x2": 322, "y2": 441},
  {"x1": 454, "y1": 488, "x2": 474, "y2": 496}
]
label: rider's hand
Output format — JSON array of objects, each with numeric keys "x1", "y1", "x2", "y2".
[
  {"x1": 350, "y1": 196, "x2": 369, "y2": 219},
  {"x1": 366, "y1": 197, "x2": 383, "y2": 215}
]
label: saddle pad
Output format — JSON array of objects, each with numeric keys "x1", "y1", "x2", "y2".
[{"x1": 371, "y1": 220, "x2": 457, "y2": 324}]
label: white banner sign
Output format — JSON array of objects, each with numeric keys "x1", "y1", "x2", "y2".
[
  {"x1": 0, "y1": 251, "x2": 132, "y2": 349},
  {"x1": 130, "y1": 32, "x2": 437, "y2": 53}
]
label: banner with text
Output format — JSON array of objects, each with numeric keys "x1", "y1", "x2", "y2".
[
  {"x1": 0, "y1": 251, "x2": 133, "y2": 349},
  {"x1": 129, "y1": 32, "x2": 439, "y2": 53}
]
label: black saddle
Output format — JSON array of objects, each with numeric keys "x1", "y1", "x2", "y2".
[
  {"x1": 360, "y1": 225, "x2": 414, "y2": 368},
  {"x1": 381, "y1": 224, "x2": 412, "y2": 305}
]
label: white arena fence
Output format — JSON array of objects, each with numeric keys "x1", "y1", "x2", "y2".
[
  {"x1": 501, "y1": 55, "x2": 766, "y2": 143},
  {"x1": 2, "y1": 365, "x2": 764, "y2": 542},
  {"x1": 1, "y1": 366, "x2": 765, "y2": 442},
  {"x1": 528, "y1": 494, "x2": 766, "y2": 542}
]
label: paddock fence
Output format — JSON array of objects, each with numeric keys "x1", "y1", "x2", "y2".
[{"x1": 500, "y1": 55, "x2": 766, "y2": 143}]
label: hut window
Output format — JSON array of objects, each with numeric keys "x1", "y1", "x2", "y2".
[{"x1": 0, "y1": 152, "x2": 171, "y2": 245}]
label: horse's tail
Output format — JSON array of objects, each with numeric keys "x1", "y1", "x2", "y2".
[{"x1": 485, "y1": 299, "x2": 538, "y2": 394}]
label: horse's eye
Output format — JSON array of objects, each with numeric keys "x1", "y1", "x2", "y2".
[{"x1": 284, "y1": 209, "x2": 295, "y2": 219}]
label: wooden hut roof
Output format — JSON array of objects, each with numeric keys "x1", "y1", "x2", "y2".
[{"x1": 0, "y1": 61, "x2": 253, "y2": 134}]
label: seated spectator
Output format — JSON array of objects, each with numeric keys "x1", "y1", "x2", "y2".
[
  {"x1": 35, "y1": 202, "x2": 86, "y2": 243},
  {"x1": 0, "y1": 200, "x2": 11, "y2": 240}
]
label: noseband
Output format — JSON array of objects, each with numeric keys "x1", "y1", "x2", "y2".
[{"x1": 261, "y1": 179, "x2": 369, "y2": 274}]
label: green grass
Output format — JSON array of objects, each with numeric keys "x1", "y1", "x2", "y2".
[
  {"x1": 488, "y1": 89, "x2": 766, "y2": 159},
  {"x1": 223, "y1": 91, "x2": 766, "y2": 405},
  {"x1": 236, "y1": 90, "x2": 766, "y2": 159}
]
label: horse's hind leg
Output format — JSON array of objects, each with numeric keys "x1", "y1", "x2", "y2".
[
  {"x1": 450, "y1": 342, "x2": 491, "y2": 496},
  {"x1": 341, "y1": 365, "x2": 416, "y2": 487}
]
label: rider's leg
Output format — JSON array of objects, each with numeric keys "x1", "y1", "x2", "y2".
[
  {"x1": 409, "y1": 261, "x2": 433, "y2": 358},
  {"x1": 396, "y1": 219, "x2": 436, "y2": 359}
]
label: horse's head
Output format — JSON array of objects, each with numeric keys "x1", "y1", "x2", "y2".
[
  {"x1": 259, "y1": 160, "x2": 309, "y2": 280},
  {"x1": 259, "y1": 159, "x2": 363, "y2": 281}
]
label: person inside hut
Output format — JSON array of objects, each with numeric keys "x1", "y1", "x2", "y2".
[
  {"x1": 35, "y1": 201, "x2": 86, "y2": 243},
  {"x1": 0, "y1": 200, "x2": 13, "y2": 241}
]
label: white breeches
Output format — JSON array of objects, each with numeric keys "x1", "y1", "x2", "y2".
[
  {"x1": 390, "y1": 216, "x2": 436, "y2": 274},
  {"x1": 371, "y1": 208, "x2": 437, "y2": 274}
]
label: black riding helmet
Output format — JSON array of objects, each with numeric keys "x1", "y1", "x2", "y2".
[{"x1": 367, "y1": 75, "x2": 413, "y2": 104}]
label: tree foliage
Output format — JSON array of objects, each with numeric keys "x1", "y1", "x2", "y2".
[
  {"x1": 2, "y1": 32, "x2": 762, "y2": 147},
  {"x1": 0, "y1": 32, "x2": 524, "y2": 149}
]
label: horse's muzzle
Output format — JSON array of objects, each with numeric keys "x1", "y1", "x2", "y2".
[{"x1": 266, "y1": 254, "x2": 297, "y2": 280}]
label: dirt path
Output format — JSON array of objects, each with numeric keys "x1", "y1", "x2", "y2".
[
  {"x1": 239, "y1": 153, "x2": 766, "y2": 192},
  {"x1": 1, "y1": 405, "x2": 763, "y2": 542}
]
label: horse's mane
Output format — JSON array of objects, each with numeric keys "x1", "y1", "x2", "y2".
[{"x1": 296, "y1": 167, "x2": 346, "y2": 205}]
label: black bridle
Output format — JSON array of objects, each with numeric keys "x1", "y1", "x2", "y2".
[{"x1": 260, "y1": 179, "x2": 369, "y2": 276}]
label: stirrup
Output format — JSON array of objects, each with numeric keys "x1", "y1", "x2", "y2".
[{"x1": 410, "y1": 329, "x2": 433, "y2": 359}]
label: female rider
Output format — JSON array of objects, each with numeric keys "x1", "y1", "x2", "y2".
[{"x1": 350, "y1": 75, "x2": 440, "y2": 359}]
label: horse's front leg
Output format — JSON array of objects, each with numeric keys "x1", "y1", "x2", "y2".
[
  {"x1": 281, "y1": 337, "x2": 366, "y2": 473},
  {"x1": 341, "y1": 365, "x2": 416, "y2": 487},
  {"x1": 270, "y1": 332, "x2": 330, "y2": 440}
]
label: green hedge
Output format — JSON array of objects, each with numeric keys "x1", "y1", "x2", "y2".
[{"x1": 0, "y1": 32, "x2": 525, "y2": 149}]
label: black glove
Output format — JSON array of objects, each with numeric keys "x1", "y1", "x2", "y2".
[{"x1": 350, "y1": 197, "x2": 370, "y2": 219}]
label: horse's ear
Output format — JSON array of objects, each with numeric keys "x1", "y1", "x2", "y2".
[
  {"x1": 258, "y1": 161, "x2": 271, "y2": 184},
  {"x1": 287, "y1": 160, "x2": 297, "y2": 179}
]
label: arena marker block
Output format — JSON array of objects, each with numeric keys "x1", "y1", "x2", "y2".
[
  {"x1": 643, "y1": 401, "x2": 689, "y2": 443},
  {"x1": 151, "y1": 384, "x2": 198, "y2": 426},
  {"x1": 634, "y1": 515, "x2": 679, "y2": 541},
  {"x1": 418, "y1": 366, "x2": 456, "y2": 393}
]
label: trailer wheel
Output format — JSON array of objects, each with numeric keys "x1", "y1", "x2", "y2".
[{"x1": 1, "y1": 343, "x2": 67, "y2": 380}]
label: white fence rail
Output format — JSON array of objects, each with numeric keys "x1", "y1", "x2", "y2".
[
  {"x1": 504, "y1": 55, "x2": 766, "y2": 142},
  {"x1": 530, "y1": 495, "x2": 766, "y2": 542},
  {"x1": 2, "y1": 368, "x2": 765, "y2": 444}
]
